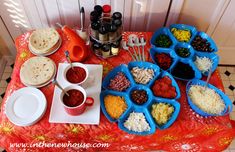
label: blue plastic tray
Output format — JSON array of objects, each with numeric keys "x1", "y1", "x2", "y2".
[
  {"x1": 100, "y1": 62, "x2": 181, "y2": 135},
  {"x1": 186, "y1": 79, "x2": 233, "y2": 116},
  {"x1": 150, "y1": 24, "x2": 220, "y2": 81}
]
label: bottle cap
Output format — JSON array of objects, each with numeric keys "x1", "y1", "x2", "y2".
[
  {"x1": 112, "y1": 12, "x2": 122, "y2": 20},
  {"x1": 94, "y1": 5, "x2": 103, "y2": 15},
  {"x1": 90, "y1": 11, "x2": 99, "y2": 21},
  {"x1": 110, "y1": 24, "x2": 117, "y2": 32},
  {"x1": 102, "y1": 5, "x2": 111, "y2": 13},
  {"x1": 91, "y1": 21, "x2": 100, "y2": 30}
]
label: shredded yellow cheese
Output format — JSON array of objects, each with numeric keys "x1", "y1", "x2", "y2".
[{"x1": 104, "y1": 95, "x2": 127, "y2": 119}]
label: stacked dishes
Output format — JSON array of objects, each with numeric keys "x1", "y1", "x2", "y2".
[
  {"x1": 100, "y1": 62, "x2": 181, "y2": 135},
  {"x1": 20, "y1": 56, "x2": 56, "y2": 88},
  {"x1": 28, "y1": 28, "x2": 62, "y2": 56},
  {"x1": 150, "y1": 24, "x2": 219, "y2": 81},
  {"x1": 5, "y1": 87, "x2": 47, "y2": 126}
]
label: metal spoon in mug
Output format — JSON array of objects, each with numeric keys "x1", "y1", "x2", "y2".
[
  {"x1": 52, "y1": 79, "x2": 69, "y2": 96},
  {"x1": 140, "y1": 37, "x2": 146, "y2": 62},
  {"x1": 64, "y1": 51, "x2": 74, "y2": 70},
  {"x1": 122, "y1": 41, "x2": 136, "y2": 61}
]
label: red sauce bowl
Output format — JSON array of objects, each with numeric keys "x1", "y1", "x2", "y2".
[
  {"x1": 60, "y1": 86, "x2": 94, "y2": 116},
  {"x1": 64, "y1": 63, "x2": 88, "y2": 85}
]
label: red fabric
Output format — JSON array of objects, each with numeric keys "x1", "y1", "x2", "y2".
[{"x1": 0, "y1": 30, "x2": 234, "y2": 152}]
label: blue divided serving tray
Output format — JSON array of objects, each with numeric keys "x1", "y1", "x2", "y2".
[
  {"x1": 100, "y1": 61, "x2": 181, "y2": 135},
  {"x1": 150, "y1": 24, "x2": 219, "y2": 81},
  {"x1": 186, "y1": 79, "x2": 233, "y2": 117}
]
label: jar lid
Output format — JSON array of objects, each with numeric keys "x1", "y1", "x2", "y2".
[
  {"x1": 112, "y1": 41, "x2": 119, "y2": 47},
  {"x1": 93, "y1": 42, "x2": 101, "y2": 49},
  {"x1": 90, "y1": 11, "x2": 99, "y2": 21},
  {"x1": 98, "y1": 25, "x2": 108, "y2": 34},
  {"x1": 91, "y1": 21, "x2": 100, "y2": 30},
  {"x1": 102, "y1": 5, "x2": 111, "y2": 13},
  {"x1": 113, "y1": 19, "x2": 122, "y2": 27},
  {"x1": 94, "y1": 5, "x2": 103, "y2": 15},
  {"x1": 110, "y1": 24, "x2": 117, "y2": 32},
  {"x1": 102, "y1": 44, "x2": 110, "y2": 51},
  {"x1": 112, "y1": 12, "x2": 122, "y2": 20}
]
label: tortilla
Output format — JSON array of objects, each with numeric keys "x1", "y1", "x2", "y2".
[
  {"x1": 29, "y1": 28, "x2": 60, "y2": 54},
  {"x1": 20, "y1": 57, "x2": 55, "y2": 86}
]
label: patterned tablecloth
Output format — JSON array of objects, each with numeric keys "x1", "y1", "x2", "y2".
[{"x1": 0, "y1": 30, "x2": 235, "y2": 152}]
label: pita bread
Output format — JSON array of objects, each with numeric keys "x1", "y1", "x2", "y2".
[
  {"x1": 29, "y1": 28, "x2": 60, "y2": 54},
  {"x1": 20, "y1": 57, "x2": 56, "y2": 86}
]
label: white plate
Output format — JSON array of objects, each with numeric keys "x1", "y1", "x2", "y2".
[
  {"x1": 21, "y1": 61, "x2": 57, "y2": 88},
  {"x1": 29, "y1": 37, "x2": 62, "y2": 56},
  {"x1": 49, "y1": 63, "x2": 103, "y2": 124},
  {"x1": 5, "y1": 87, "x2": 47, "y2": 126}
]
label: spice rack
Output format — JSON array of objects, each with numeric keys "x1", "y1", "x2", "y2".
[{"x1": 88, "y1": 5, "x2": 123, "y2": 58}]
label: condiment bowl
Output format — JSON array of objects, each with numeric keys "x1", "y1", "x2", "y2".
[
  {"x1": 186, "y1": 79, "x2": 233, "y2": 116},
  {"x1": 63, "y1": 62, "x2": 89, "y2": 85}
]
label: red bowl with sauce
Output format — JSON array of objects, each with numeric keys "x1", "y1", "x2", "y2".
[
  {"x1": 64, "y1": 63, "x2": 89, "y2": 85},
  {"x1": 60, "y1": 85, "x2": 94, "y2": 115}
]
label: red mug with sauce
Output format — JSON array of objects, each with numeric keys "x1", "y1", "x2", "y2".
[
  {"x1": 60, "y1": 86, "x2": 94, "y2": 115},
  {"x1": 64, "y1": 63, "x2": 88, "y2": 85}
]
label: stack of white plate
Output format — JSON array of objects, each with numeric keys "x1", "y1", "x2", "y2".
[
  {"x1": 5, "y1": 87, "x2": 47, "y2": 126},
  {"x1": 28, "y1": 28, "x2": 62, "y2": 56},
  {"x1": 20, "y1": 56, "x2": 56, "y2": 88}
]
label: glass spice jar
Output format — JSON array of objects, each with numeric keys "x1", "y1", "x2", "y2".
[
  {"x1": 102, "y1": 44, "x2": 111, "y2": 57},
  {"x1": 93, "y1": 42, "x2": 102, "y2": 56},
  {"x1": 111, "y1": 41, "x2": 119, "y2": 55},
  {"x1": 113, "y1": 19, "x2": 122, "y2": 36},
  {"x1": 109, "y1": 24, "x2": 117, "y2": 41},
  {"x1": 91, "y1": 21, "x2": 100, "y2": 40},
  {"x1": 98, "y1": 24, "x2": 109, "y2": 42}
]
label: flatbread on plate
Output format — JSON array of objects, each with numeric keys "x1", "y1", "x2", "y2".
[
  {"x1": 20, "y1": 56, "x2": 56, "y2": 86},
  {"x1": 29, "y1": 28, "x2": 60, "y2": 54}
]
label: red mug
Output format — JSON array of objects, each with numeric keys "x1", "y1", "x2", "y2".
[{"x1": 60, "y1": 86, "x2": 94, "y2": 116}]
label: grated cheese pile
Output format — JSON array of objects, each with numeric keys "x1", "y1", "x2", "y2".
[
  {"x1": 131, "y1": 67, "x2": 154, "y2": 84},
  {"x1": 104, "y1": 95, "x2": 127, "y2": 119},
  {"x1": 124, "y1": 112, "x2": 150, "y2": 132},
  {"x1": 151, "y1": 103, "x2": 174, "y2": 125},
  {"x1": 188, "y1": 85, "x2": 225, "y2": 115},
  {"x1": 194, "y1": 56, "x2": 213, "y2": 73}
]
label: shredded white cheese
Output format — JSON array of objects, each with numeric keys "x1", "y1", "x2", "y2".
[
  {"x1": 124, "y1": 112, "x2": 150, "y2": 132},
  {"x1": 194, "y1": 56, "x2": 213, "y2": 73},
  {"x1": 131, "y1": 67, "x2": 154, "y2": 84},
  {"x1": 188, "y1": 85, "x2": 225, "y2": 115}
]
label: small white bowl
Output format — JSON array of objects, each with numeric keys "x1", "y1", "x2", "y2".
[{"x1": 63, "y1": 62, "x2": 89, "y2": 85}]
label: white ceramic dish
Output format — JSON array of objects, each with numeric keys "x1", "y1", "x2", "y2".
[
  {"x1": 49, "y1": 63, "x2": 103, "y2": 124},
  {"x1": 29, "y1": 37, "x2": 62, "y2": 56},
  {"x1": 5, "y1": 87, "x2": 47, "y2": 126},
  {"x1": 63, "y1": 62, "x2": 89, "y2": 85}
]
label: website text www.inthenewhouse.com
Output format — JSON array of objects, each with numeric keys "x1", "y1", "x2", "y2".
[{"x1": 9, "y1": 141, "x2": 110, "y2": 149}]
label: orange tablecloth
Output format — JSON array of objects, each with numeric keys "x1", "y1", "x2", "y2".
[{"x1": 0, "y1": 30, "x2": 235, "y2": 152}]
